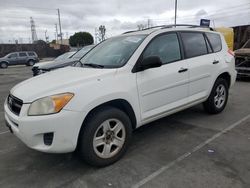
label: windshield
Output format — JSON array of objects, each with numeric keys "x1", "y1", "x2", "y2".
[
  {"x1": 80, "y1": 35, "x2": 146, "y2": 68},
  {"x1": 54, "y1": 52, "x2": 76, "y2": 61},
  {"x1": 71, "y1": 45, "x2": 95, "y2": 59}
]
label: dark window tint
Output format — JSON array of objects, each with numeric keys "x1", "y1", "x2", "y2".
[
  {"x1": 8, "y1": 53, "x2": 17, "y2": 58},
  {"x1": 206, "y1": 33, "x2": 222, "y2": 52},
  {"x1": 181, "y1": 32, "x2": 207, "y2": 58},
  {"x1": 28, "y1": 52, "x2": 36, "y2": 56},
  {"x1": 19, "y1": 52, "x2": 27, "y2": 57},
  {"x1": 143, "y1": 33, "x2": 181, "y2": 64}
]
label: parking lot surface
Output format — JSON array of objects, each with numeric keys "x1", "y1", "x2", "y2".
[{"x1": 1, "y1": 66, "x2": 250, "y2": 188}]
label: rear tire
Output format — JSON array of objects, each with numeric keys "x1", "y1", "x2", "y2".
[
  {"x1": 203, "y1": 78, "x2": 229, "y2": 114},
  {"x1": 78, "y1": 106, "x2": 132, "y2": 167},
  {"x1": 0, "y1": 62, "x2": 8, "y2": 69},
  {"x1": 27, "y1": 60, "x2": 35, "y2": 66}
]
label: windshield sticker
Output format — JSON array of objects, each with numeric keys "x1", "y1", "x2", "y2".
[{"x1": 123, "y1": 37, "x2": 142, "y2": 43}]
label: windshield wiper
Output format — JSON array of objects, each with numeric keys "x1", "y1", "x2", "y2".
[{"x1": 83, "y1": 63, "x2": 104, "y2": 68}]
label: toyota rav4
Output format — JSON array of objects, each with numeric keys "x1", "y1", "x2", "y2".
[{"x1": 4, "y1": 25, "x2": 236, "y2": 167}]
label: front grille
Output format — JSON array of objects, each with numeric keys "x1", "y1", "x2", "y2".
[
  {"x1": 7, "y1": 94, "x2": 23, "y2": 116},
  {"x1": 43, "y1": 133, "x2": 54, "y2": 146}
]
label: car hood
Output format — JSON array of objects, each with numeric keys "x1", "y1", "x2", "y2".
[
  {"x1": 234, "y1": 48, "x2": 250, "y2": 56},
  {"x1": 11, "y1": 67, "x2": 117, "y2": 103},
  {"x1": 36, "y1": 59, "x2": 78, "y2": 70},
  {"x1": 34, "y1": 60, "x2": 55, "y2": 67}
]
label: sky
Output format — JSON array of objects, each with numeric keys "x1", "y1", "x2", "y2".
[{"x1": 0, "y1": 0, "x2": 250, "y2": 43}]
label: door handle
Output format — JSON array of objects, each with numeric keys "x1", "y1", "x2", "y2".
[
  {"x1": 178, "y1": 68, "x2": 188, "y2": 73},
  {"x1": 213, "y1": 60, "x2": 219, "y2": 64}
]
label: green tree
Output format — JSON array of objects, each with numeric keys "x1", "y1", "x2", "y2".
[{"x1": 69, "y1": 32, "x2": 94, "y2": 47}]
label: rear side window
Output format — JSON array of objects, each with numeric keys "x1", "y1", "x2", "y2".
[
  {"x1": 181, "y1": 32, "x2": 207, "y2": 58},
  {"x1": 19, "y1": 52, "x2": 27, "y2": 57},
  {"x1": 143, "y1": 33, "x2": 181, "y2": 64},
  {"x1": 28, "y1": 52, "x2": 36, "y2": 56},
  {"x1": 206, "y1": 33, "x2": 222, "y2": 52}
]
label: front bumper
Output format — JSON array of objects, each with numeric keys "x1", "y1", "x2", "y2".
[
  {"x1": 4, "y1": 100, "x2": 84, "y2": 153},
  {"x1": 32, "y1": 67, "x2": 48, "y2": 76}
]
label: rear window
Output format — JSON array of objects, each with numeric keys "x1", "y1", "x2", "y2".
[
  {"x1": 28, "y1": 52, "x2": 36, "y2": 56},
  {"x1": 206, "y1": 33, "x2": 222, "y2": 52},
  {"x1": 181, "y1": 32, "x2": 208, "y2": 58},
  {"x1": 19, "y1": 52, "x2": 27, "y2": 57}
]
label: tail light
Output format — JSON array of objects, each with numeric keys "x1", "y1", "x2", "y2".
[{"x1": 227, "y1": 49, "x2": 235, "y2": 57}]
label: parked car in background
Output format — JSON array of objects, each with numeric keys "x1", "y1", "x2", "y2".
[
  {"x1": 0, "y1": 51, "x2": 39, "y2": 68},
  {"x1": 5, "y1": 25, "x2": 236, "y2": 167},
  {"x1": 32, "y1": 45, "x2": 95, "y2": 76},
  {"x1": 234, "y1": 39, "x2": 250, "y2": 78}
]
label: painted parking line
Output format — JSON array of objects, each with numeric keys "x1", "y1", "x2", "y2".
[
  {"x1": 0, "y1": 130, "x2": 10, "y2": 135},
  {"x1": 132, "y1": 113, "x2": 250, "y2": 188}
]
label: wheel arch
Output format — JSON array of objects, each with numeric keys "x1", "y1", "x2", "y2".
[
  {"x1": 217, "y1": 72, "x2": 231, "y2": 87},
  {"x1": 0, "y1": 60, "x2": 9, "y2": 65},
  {"x1": 81, "y1": 99, "x2": 137, "y2": 131}
]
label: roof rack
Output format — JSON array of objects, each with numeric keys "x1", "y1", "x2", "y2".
[
  {"x1": 123, "y1": 24, "x2": 214, "y2": 34},
  {"x1": 123, "y1": 25, "x2": 167, "y2": 34},
  {"x1": 161, "y1": 24, "x2": 214, "y2": 31}
]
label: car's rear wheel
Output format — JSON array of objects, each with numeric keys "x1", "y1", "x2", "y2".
[
  {"x1": 78, "y1": 107, "x2": 132, "y2": 167},
  {"x1": 0, "y1": 62, "x2": 8, "y2": 68},
  {"x1": 27, "y1": 60, "x2": 35, "y2": 66},
  {"x1": 203, "y1": 78, "x2": 229, "y2": 114}
]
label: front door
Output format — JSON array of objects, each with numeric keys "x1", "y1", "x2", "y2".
[
  {"x1": 136, "y1": 33, "x2": 189, "y2": 122},
  {"x1": 7, "y1": 53, "x2": 19, "y2": 65}
]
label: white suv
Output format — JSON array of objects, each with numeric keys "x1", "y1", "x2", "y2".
[{"x1": 4, "y1": 25, "x2": 236, "y2": 166}]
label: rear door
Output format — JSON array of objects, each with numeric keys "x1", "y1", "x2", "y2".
[
  {"x1": 136, "y1": 32, "x2": 189, "y2": 122},
  {"x1": 180, "y1": 31, "x2": 218, "y2": 102},
  {"x1": 18, "y1": 52, "x2": 28, "y2": 64}
]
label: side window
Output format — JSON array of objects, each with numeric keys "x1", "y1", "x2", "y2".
[
  {"x1": 206, "y1": 33, "x2": 222, "y2": 52},
  {"x1": 181, "y1": 32, "x2": 208, "y2": 58},
  {"x1": 8, "y1": 53, "x2": 17, "y2": 58},
  {"x1": 143, "y1": 33, "x2": 181, "y2": 64},
  {"x1": 28, "y1": 52, "x2": 35, "y2": 56},
  {"x1": 19, "y1": 52, "x2": 27, "y2": 57}
]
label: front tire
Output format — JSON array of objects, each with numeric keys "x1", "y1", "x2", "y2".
[
  {"x1": 0, "y1": 62, "x2": 8, "y2": 68},
  {"x1": 78, "y1": 107, "x2": 132, "y2": 167},
  {"x1": 203, "y1": 78, "x2": 229, "y2": 114}
]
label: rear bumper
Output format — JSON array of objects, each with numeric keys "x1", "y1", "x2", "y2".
[{"x1": 236, "y1": 67, "x2": 250, "y2": 77}]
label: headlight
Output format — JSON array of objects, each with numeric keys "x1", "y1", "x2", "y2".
[{"x1": 28, "y1": 93, "x2": 74, "y2": 116}]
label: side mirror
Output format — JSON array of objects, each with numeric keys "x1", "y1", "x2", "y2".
[{"x1": 140, "y1": 56, "x2": 162, "y2": 71}]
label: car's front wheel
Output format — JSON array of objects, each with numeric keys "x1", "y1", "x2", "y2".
[
  {"x1": 78, "y1": 107, "x2": 132, "y2": 167},
  {"x1": 0, "y1": 62, "x2": 8, "y2": 68},
  {"x1": 203, "y1": 78, "x2": 229, "y2": 114}
]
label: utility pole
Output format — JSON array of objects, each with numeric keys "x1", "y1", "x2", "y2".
[
  {"x1": 55, "y1": 24, "x2": 58, "y2": 43},
  {"x1": 45, "y1": 30, "x2": 49, "y2": 43},
  {"x1": 174, "y1": 0, "x2": 177, "y2": 25},
  {"x1": 57, "y1": 8, "x2": 63, "y2": 44},
  {"x1": 30, "y1": 17, "x2": 38, "y2": 43}
]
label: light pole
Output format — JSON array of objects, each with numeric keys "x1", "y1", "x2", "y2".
[{"x1": 174, "y1": 0, "x2": 177, "y2": 25}]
